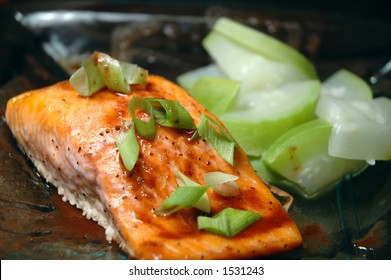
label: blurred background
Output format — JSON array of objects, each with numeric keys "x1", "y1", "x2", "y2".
[
  {"x1": 1, "y1": 0, "x2": 390, "y2": 83},
  {"x1": 0, "y1": 0, "x2": 390, "y2": 20}
]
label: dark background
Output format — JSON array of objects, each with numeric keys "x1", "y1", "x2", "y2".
[{"x1": 1, "y1": 0, "x2": 390, "y2": 21}]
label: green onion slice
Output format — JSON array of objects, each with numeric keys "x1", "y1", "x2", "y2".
[
  {"x1": 128, "y1": 96, "x2": 156, "y2": 140},
  {"x1": 116, "y1": 125, "x2": 140, "y2": 172},
  {"x1": 204, "y1": 171, "x2": 240, "y2": 197},
  {"x1": 174, "y1": 170, "x2": 210, "y2": 213},
  {"x1": 69, "y1": 52, "x2": 148, "y2": 96},
  {"x1": 147, "y1": 98, "x2": 197, "y2": 130},
  {"x1": 96, "y1": 53, "x2": 130, "y2": 94},
  {"x1": 174, "y1": 169, "x2": 200, "y2": 186},
  {"x1": 121, "y1": 62, "x2": 148, "y2": 85},
  {"x1": 70, "y1": 57, "x2": 105, "y2": 97},
  {"x1": 155, "y1": 186, "x2": 209, "y2": 217},
  {"x1": 192, "y1": 113, "x2": 236, "y2": 165},
  {"x1": 197, "y1": 207, "x2": 261, "y2": 237}
]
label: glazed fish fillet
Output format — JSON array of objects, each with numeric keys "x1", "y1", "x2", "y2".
[{"x1": 5, "y1": 75, "x2": 302, "y2": 259}]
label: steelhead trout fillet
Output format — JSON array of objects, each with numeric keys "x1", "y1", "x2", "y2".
[{"x1": 5, "y1": 75, "x2": 302, "y2": 259}]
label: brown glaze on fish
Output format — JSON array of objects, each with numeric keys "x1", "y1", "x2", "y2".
[{"x1": 5, "y1": 75, "x2": 302, "y2": 259}]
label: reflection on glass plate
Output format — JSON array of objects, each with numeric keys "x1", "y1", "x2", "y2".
[{"x1": 0, "y1": 4, "x2": 390, "y2": 259}]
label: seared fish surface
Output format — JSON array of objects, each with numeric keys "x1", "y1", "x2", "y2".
[{"x1": 5, "y1": 75, "x2": 302, "y2": 259}]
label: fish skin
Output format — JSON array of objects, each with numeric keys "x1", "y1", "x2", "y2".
[{"x1": 5, "y1": 75, "x2": 302, "y2": 259}]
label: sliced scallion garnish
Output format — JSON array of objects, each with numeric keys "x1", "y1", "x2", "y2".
[
  {"x1": 69, "y1": 52, "x2": 148, "y2": 96},
  {"x1": 174, "y1": 170, "x2": 210, "y2": 213},
  {"x1": 193, "y1": 113, "x2": 236, "y2": 165},
  {"x1": 120, "y1": 62, "x2": 148, "y2": 85},
  {"x1": 204, "y1": 171, "x2": 240, "y2": 197},
  {"x1": 174, "y1": 169, "x2": 199, "y2": 186},
  {"x1": 147, "y1": 98, "x2": 197, "y2": 130},
  {"x1": 96, "y1": 53, "x2": 130, "y2": 94},
  {"x1": 155, "y1": 186, "x2": 209, "y2": 217},
  {"x1": 197, "y1": 208, "x2": 261, "y2": 237},
  {"x1": 116, "y1": 125, "x2": 140, "y2": 172},
  {"x1": 70, "y1": 57, "x2": 105, "y2": 96},
  {"x1": 128, "y1": 96, "x2": 156, "y2": 140}
]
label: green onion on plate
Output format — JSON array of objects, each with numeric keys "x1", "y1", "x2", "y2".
[
  {"x1": 70, "y1": 52, "x2": 148, "y2": 96},
  {"x1": 198, "y1": 207, "x2": 261, "y2": 237},
  {"x1": 128, "y1": 96, "x2": 156, "y2": 140},
  {"x1": 192, "y1": 113, "x2": 236, "y2": 165},
  {"x1": 203, "y1": 171, "x2": 240, "y2": 197},
  {"x1": 115, "y1": 124, "x2": 140, "y2": 172},
  {"x1": 156, "y1": 186, "x2": 209, "y2": 217},
  {"x1": 174, "y1": 170, "x2": 210, "y2": 214},
  {"x1": 147, "y1": 98, "x2": 197, "y2": 130}
]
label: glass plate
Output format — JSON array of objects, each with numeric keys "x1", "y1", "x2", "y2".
[{"x1": 0, "y1": 2, "x2": 390, "y2": 259}]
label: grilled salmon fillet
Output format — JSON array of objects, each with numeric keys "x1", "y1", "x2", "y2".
[{"x1": 5, "y1": 75, "x2": 302, "y2": 259}]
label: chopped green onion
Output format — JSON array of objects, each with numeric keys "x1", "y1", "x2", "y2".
[
  {"x1": 69, "y1": 68, "x2": 88, "y2": 96},
  {"x1": 197, "y1": 207, "x2": 261, "y2": 237},
  {"x1": 120, "y1": 62, "x2": 148, "y2": 85},
  {"x1": 147, "y1": 98, "x2": 197, "y2": 130},
  {"x1": 204, "y1": 171, "x2": 240, "y2": 197},
  {"x1": 156, "y1": 186, "x2": 209, "y2": 216},
  {"x1": 174, "y1": 170, "x2": 210, "y2": 213},
  {"x1": 192, "y1": 113, "x2": 235, "y2": 165},
  {"x1": 174, "y1": 169, "x2": 199, "y2": 186},
  {"x1": 116, "y1": 125, "x2": 140, "y2": 172},
  {"x1": 193, "y1": 193, "x2": 211, "y2": 214},
  {"x1": 96, "y1": 52, "x2": 130, "y2": 94},
  {"x1": 128, "y1": 96, "x2": 156, "y2": 140},
  {"x1": 69, "y1": 52, "x2": 148, "y2": 96},
  {"x1": 70, "y1": 57, "x2": 105, "y2": 97},
  {"x1": 128, "y1": 97, "x2": 196, "y2": 141}
]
